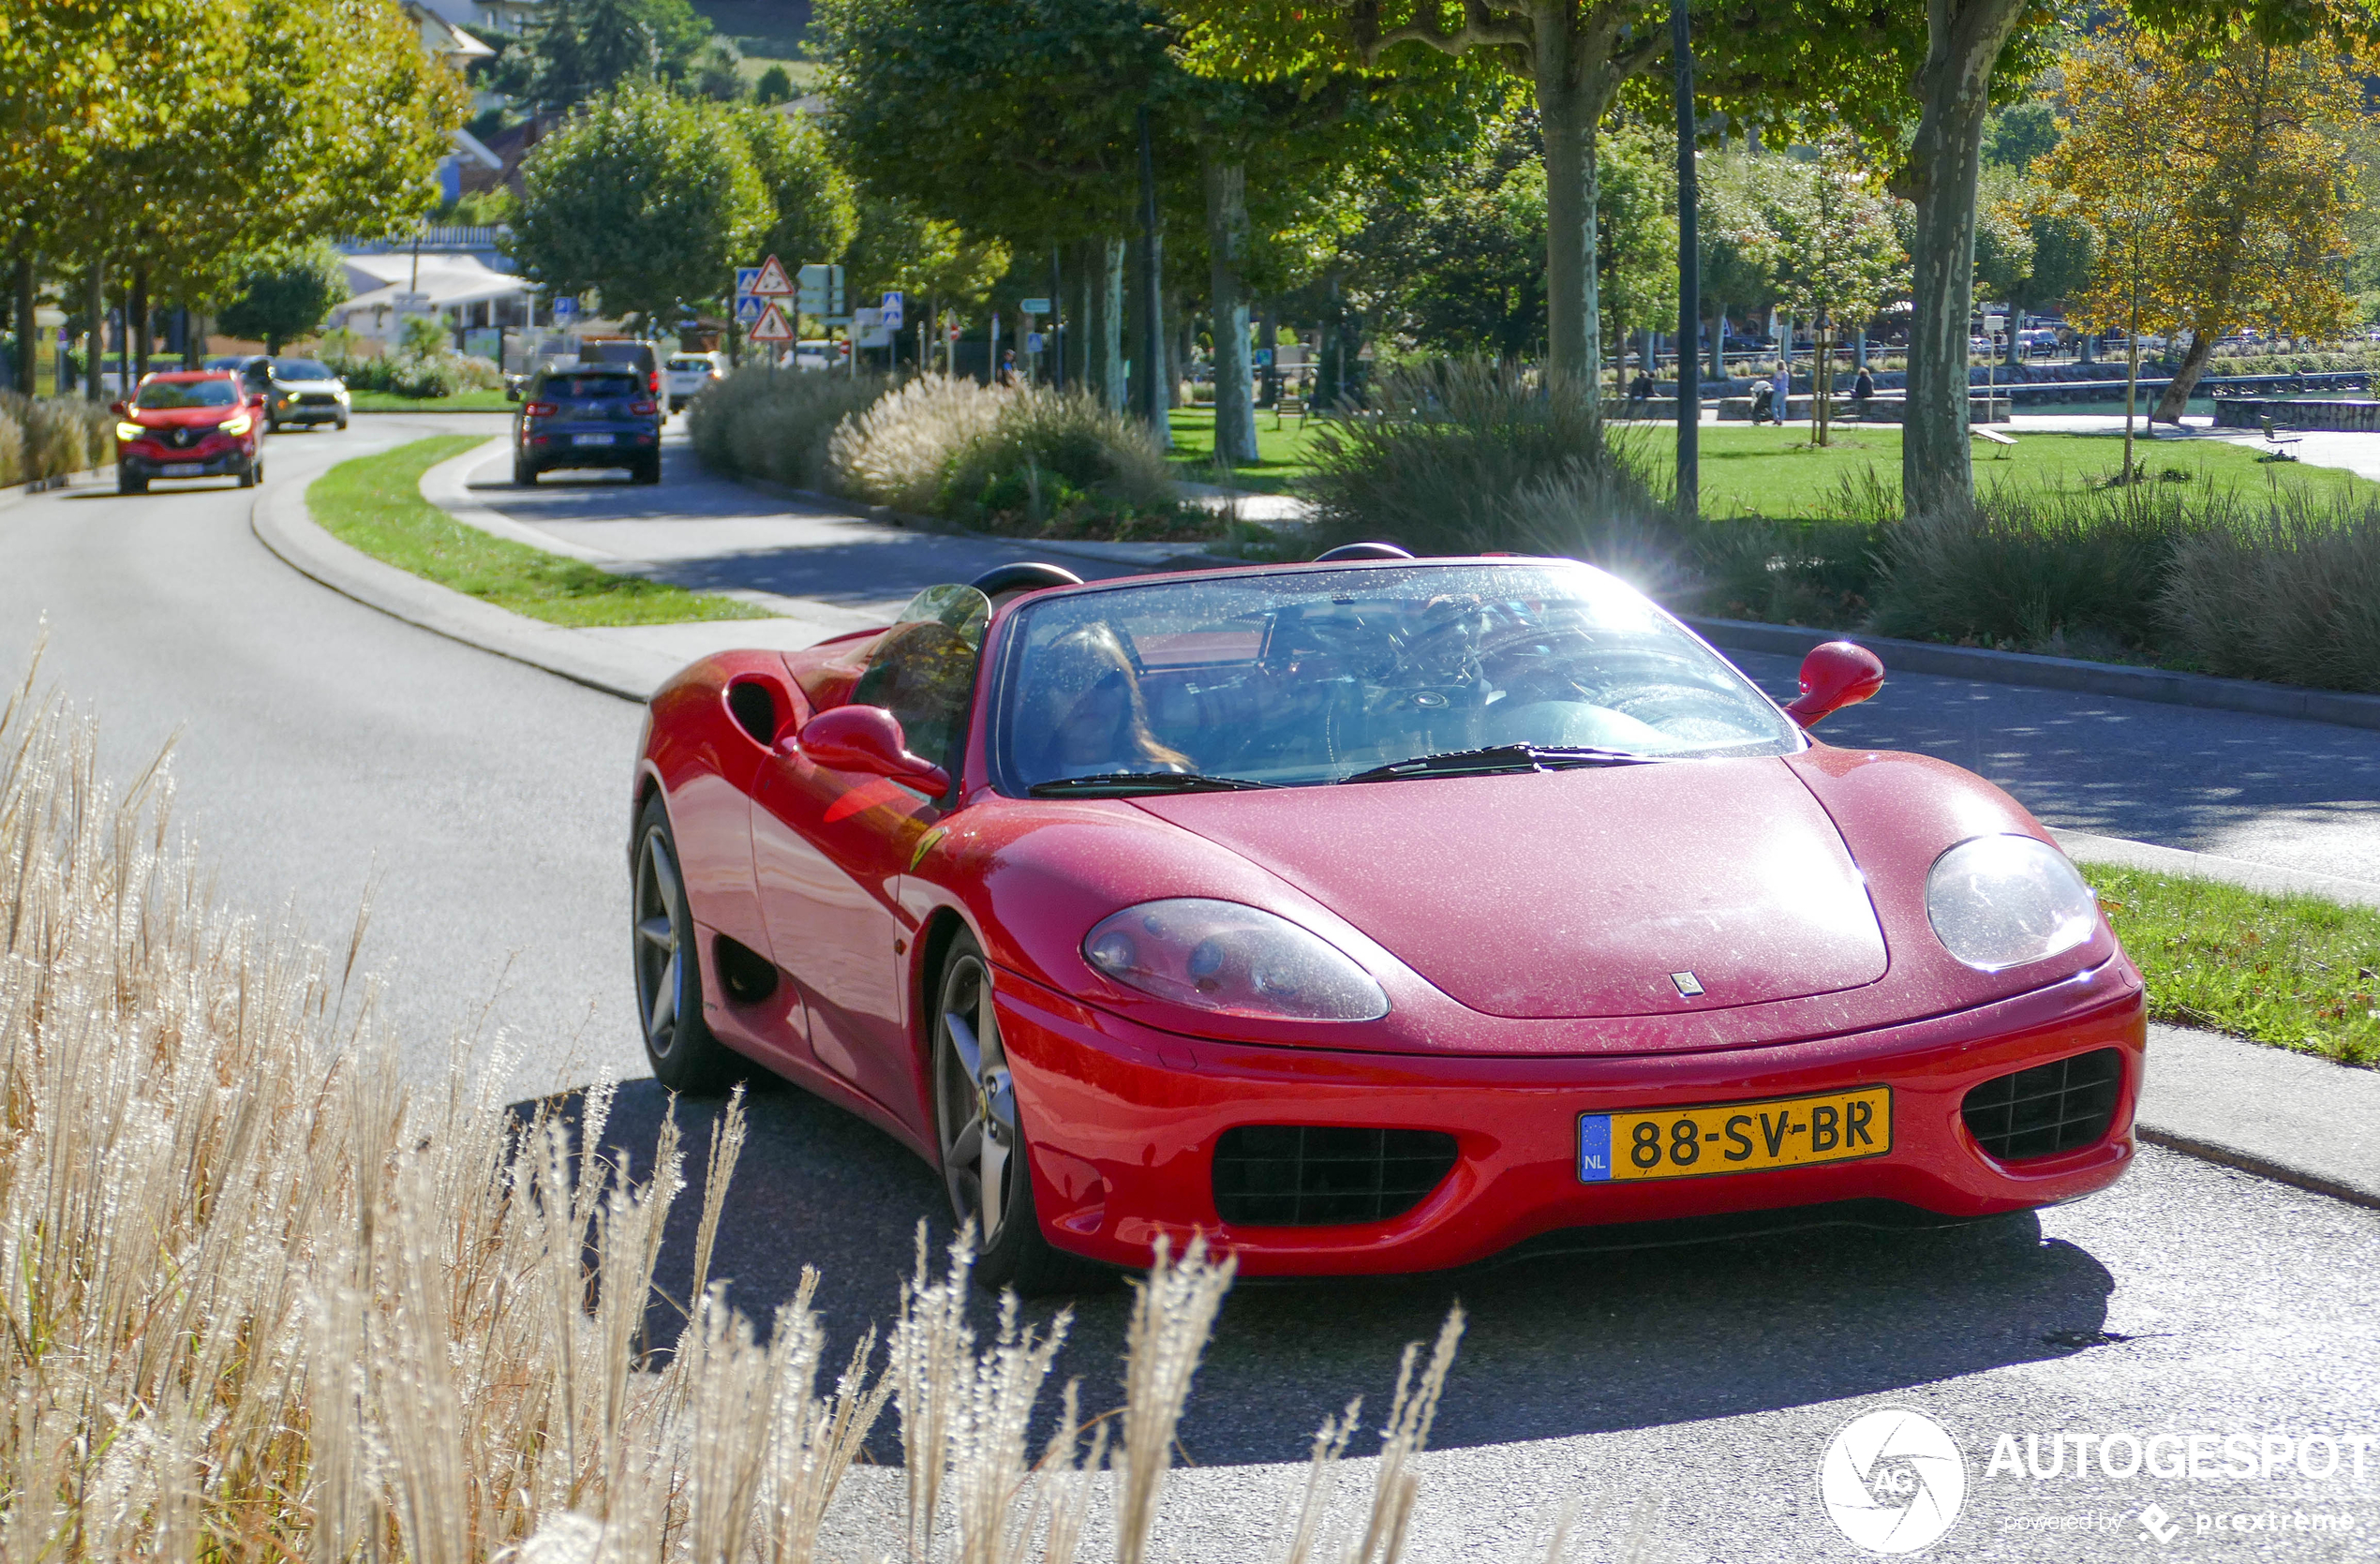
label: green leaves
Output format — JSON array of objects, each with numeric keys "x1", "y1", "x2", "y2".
[{"x1": 509, "y1": 85, "x2": 773, "y2": 324}]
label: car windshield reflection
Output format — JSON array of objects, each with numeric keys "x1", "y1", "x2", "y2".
[
  {"x1": 995, "y1": 561, "x2": 1802, "y2": 794},
  {"x1": 134, "y1": 379, "x2": 239, "y2": 410}
]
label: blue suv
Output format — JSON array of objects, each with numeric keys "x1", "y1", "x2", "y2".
[{"x1": 509, "y1": 365, "x2": 661, "y2": 485}]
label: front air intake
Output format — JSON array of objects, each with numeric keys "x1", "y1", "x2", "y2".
[
  {"x1": 1212, "y1": 1125, "x2": 1457, "y2": 1227},
  {"x1": 1961, "y1": 1049, "x2": 2123, "y2": 1162}
]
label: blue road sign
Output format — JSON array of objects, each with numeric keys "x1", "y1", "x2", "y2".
[
  {"x1": 735, "y1": 267, "x2": 762, "y2": 299},
  {"x1": 880, "y1": 290, "x2": 904, "y2": 330},
  {"x1": 550, "y1": 295, "x2": 579, "y2": 322},
  {"x1": 733, "y1": 295, "x2": 766, "y2": 325}
]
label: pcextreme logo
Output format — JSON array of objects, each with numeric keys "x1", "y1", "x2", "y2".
[{"x1": 1821, "y1": 1408, "x2": 1970, "y2": 1554}]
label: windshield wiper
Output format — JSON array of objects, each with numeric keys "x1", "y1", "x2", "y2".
[
  {"x1": 1338, "y1": 744, "x2": 1661, "y2": 784},
  {"x1": 1029, "y1": 772, "x2": 1276, "y2": 797}
]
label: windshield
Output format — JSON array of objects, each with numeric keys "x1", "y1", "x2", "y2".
[
  {"x1": 538, "y1": 373, "x2": 641, "y2": 400},
  {"x1": 994, "y1": 562, "x2": 1800, "y2": 792},
  {"x1": 667, "y1": 357, "x2": 710, "y2": 371},
  {"x1": 135, "y1": 379, "x2": 238, "y2": 410},
  {"x1": 273, "y1": 359, "x2": 335, "y2": 380}
]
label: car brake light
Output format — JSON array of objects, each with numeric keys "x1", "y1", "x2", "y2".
[
  {"x1": 524, "y1": 401, "x2": 558, "y2": 416},
  {"x1": 631, "y1": 399, "x2": 657, "y2": 415}
]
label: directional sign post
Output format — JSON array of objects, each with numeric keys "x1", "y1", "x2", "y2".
[
  {"x1": 796, "y1": 263, "x2": 844, "y2": 319},
  {"x1": 1020, "y1": 297, "x2": 1051, "y2": 316}
]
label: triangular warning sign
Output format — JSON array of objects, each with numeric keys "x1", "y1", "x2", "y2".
[
  {"x1": 751, "y1": 255, "x2": 795, "y2": 297},
  {"x1": 748, "y1": 301, "x2": 796, "y2": 342}
]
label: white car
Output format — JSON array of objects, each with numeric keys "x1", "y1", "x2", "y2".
[{"x1": 662, "y1": 351, "x2": 724, "y2": 413}]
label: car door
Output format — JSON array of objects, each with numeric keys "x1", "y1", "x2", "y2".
[{"x1": 752, "y1": 585, "x2": 989, "y2": 1130}]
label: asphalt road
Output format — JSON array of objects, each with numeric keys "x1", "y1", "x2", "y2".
[{"x1": 4, "y1": 417, "x2": 2374, "y2": 1561}]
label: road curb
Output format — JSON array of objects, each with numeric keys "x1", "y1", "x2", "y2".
[
  {"x1": 2054, "y1": 828, "x2": 2380, "y2": 909},
  {"x1": 417, "y1": 438, "x2": 623, "y2": 563},
  {"x1": 2135, "y1": 1126, "x2": 2380, "y2": 1212},
  {"x1": 1688, "y1": 616, "x2": 2380, "y2": 733},
  {"x1": 730, "y1": 473, "x2": 1224, "y2": 573},
  {"x1": 249, "y1": 464, "x2": 667, "y2": 704}
]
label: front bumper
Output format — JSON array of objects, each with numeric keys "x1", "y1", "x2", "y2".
[
  {"x1": 272, "y1": 396, "x2": 345, "y2": 424},
  {"x1": 118, "y1": 443, "x2": 256, "y2": 477},
  {"x1": 994, "y1": 957, "x2": 2146, "y2": 1275}
]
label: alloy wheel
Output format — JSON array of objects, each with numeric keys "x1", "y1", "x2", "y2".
[
  {"x1": 633, "y1": 827, "x2": 686, "y2": 1059},
  {"x1": 935, "y1": 954, "x2": 1019, "y2": 1246}
]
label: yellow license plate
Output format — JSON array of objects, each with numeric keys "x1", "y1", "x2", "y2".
[{"x1": 1579, "y1": 1086, "x2": 1892, "y2": 1182}]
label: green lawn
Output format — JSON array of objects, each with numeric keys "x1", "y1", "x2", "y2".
[
  {"x1": 350, "y1": 390, "x2": 517, "y2": 413},
  {"x1": 310, "y1": 437, "x2": 773, "y2": 628},
  {"x1": 1166, "y1": 405, "x2": 1330, "y2": 492},
  {"x1": 2083, "y1": 865, "x2": 2380, "y2": 1067},
  {"x1": 1616, "y1": 423, "x2": 2380, "y2": 519}
]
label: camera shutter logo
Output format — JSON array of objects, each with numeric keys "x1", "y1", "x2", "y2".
[{"x1": 1819, "y1": 1408, "x2": 1967, "y2": 1554}]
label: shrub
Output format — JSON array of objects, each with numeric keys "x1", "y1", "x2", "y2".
[
  {"x1": 2164, "y1": 493, "x2": 2380, "y2": 691},
  {"x1": 825, "y1": 372, "x2": 1011, "y2": 512},
  {"x1": 0, "y1": 667, "x2": 1480, "y2": 1560},
  {"x1": 0, "y1": 392, "x2": 110, "y2": 483},
  {"x1": 325, "y1": 350, "x2": 501, "y2": 398},
  {"x1": 936, "y1": 388, "x2": 1194, "y2": 540},
  {"x1": 1302, "y1": 360, "x2": 1662, "y2": 556},
  {"x1": 1867, "y1": 484, "x2": 2184, "y2": 652},
  {"x1": 688, "y1": 364, "x2": 891, "y2": 490}
]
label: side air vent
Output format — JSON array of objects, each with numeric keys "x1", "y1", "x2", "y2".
[
  {"x1": 726, "y1": 680, "x2": 779, "y2": 746},
  {"x1": 1961, "y1": 1049, "x2": 2123, "y2": 1162},
  {"x1": 1212, "y1": 1125, "x2": 1458, "y2": 1228},
  {"x1": 711, "y1": 934, "x2": 779, "y2": 1005}
]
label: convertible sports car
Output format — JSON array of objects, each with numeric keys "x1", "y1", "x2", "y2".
[{"x1": 631, "y1": 552, "x2": 2145, "y2": 1290}]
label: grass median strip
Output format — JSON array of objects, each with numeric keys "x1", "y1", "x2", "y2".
[
  {"x1": 2084, "y1": 864, "x2": 2380, "y2": 1066},
  {"x1": 310, "y1": 435, "x2": 773, "y2": 627}
]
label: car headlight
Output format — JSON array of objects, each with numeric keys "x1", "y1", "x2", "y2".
[
  {"x1": 1082, "y1": 898, "x2": 1389, "y2": 1021},
  {"x1": 219, "y1": 413, "x2": 252, "y2": 436},
  {"x1": 1925, "y1": 834, "x2": 2099, "y2": 972},
  {"x1": 114, "y1": 422, "x2": 143, "y2": 441}
]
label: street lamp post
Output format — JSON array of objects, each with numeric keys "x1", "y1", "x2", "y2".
[{"x1": 1673, "y1": 0, "x2": 1700, "y2": 521}]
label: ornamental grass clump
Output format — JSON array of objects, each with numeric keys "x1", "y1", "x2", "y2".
[
  {"x1": 0, "y1": 390, "x2": 109, "y2": 483},
  {"x1": 936, "y1": 390, "x2": 1195, "y2": 542},
  {"x1": 2161, "y1": 490, "x2": 2380, "y2": 692},
  {"x1": 0, "y1": 654, "x2": 1497, "y2": 1562},
  {"x1": 688, "y1": 364, "x2": 892, "y2": 491},
  {"x1": 827, "y1": 373, "x2": 1015, "y2": 513},
  {"x1": 1302, "y1": 360, "x2": 1665, "y2": 558}
]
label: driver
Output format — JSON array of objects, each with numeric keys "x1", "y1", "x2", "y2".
[{"x1": 1014, "y1": 623, "x2": 1194, "y2": 782}]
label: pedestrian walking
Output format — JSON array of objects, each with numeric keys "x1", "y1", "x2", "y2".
[
  {"x1": 1851, "y1": 365, "x2": 1875, "y2": 422},
  {"x1": 1772, "y1": 364, "x2": 1792, "y2": 426},
  {"x1": 995, "y1": 349, "x2": 1020, "y2": 388}
]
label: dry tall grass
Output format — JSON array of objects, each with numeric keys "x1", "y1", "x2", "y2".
[
  {"x1": 826, "y1": 375, "x2": 1015, "y2": 513},
  {"x1": 687, "y1": 367, "x2": 893, "y2": 492},
  {"x1": 2162, "y1": 492, "x2": 2380, "y2": 691},
  {"x1": 0, "y1": 392, "x2": 110, "y2": 485},
  {"x1": 0, "y1": 662, "x2": 1488, "y2": 1561}
]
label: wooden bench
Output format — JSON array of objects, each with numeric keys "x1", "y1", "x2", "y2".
[
  {"x1": 2260, "y1": 415, "x2": 2302, "y2": 460},
  {"x1": 1274, "y1": 394, "x2": 1308, "y2": 429},
  {"x1": 1971, "y1": 425, "x2": 2017, "y2": 447}
]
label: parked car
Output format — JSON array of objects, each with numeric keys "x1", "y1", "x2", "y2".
[
  {"x1": 794, "y1": 338, "x2": 846, "y2": 372},
  {"x1": 662, "y1": 351, "x2": 725, "y2": 413},
  {"x1": 509, "y1": 364, "x2": 661, "y2": 485},
  {"x1": 112, "y1": 370, "x2": 267, "y2": 494},
  {"x1": 2015, "y1": 328, "x2": 2060, "y2": 358},
  {"x1": 262, "y1": 357, "x2": 350, "y2": 430},
  {"x1": 629, "y1": 553, "x2": 2144, "y2": 1290}
]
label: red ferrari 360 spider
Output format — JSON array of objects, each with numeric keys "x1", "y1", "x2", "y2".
[{"x1": 630, "y1": 552, "x2": 2144, "y2": 1289}]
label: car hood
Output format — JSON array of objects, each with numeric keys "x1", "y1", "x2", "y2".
[
  {"x1": 128, "y1": 406, "x2": 243, "y2": 429},
  {"x1": 1131, "y1": 759, "x2": 1887, "y2": 1020}
]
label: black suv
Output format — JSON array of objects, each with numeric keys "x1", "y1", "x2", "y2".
[{"x1": 509, "y1": 365, "x2": 661, "y2": 484}]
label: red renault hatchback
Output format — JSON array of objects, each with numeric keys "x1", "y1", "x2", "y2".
[{"x1": 112, "y1": 371, "x2": 267, "y2": 494}]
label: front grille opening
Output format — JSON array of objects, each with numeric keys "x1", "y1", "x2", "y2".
[
  {"x1": 1962, "y1": 1049, "x2": 2123, "y2": 1162},
  {"x1": 1212, "y1": 1125, "x2": 1458, "y2": 1228}
]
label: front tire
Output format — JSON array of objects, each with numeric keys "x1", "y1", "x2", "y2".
[
  {"x1": 932, "y1": 934, "x2": 1109, "y2": 1293},
  {"x1": 118, "y1": 470, "x2": 147, "y2": 495},
  {"x1": 632, "y1": 793, "x2": 744, "y2": 1095},
  {"x1": 514, "y1": 453, "x2": 537, "y2": 485},
  {"x1": 632, "y1": 455, "x2": 661, "y2": 485},
  {"x1": 237, "y1": 460, "x2": 259, "y2": 489}
]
